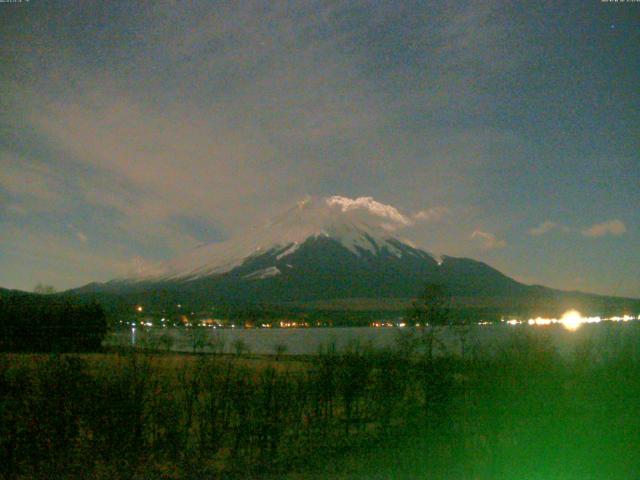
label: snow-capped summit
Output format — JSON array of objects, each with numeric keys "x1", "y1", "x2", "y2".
[
  {"x1": 77, "y1": 195, "x2": 534, "y2": 307},
  {"x1": 70, "y1": 196, "x2": 640, "y2": 314},
  {"x1": 135, "y1": 196, "x2": 435, "y2": 282}
]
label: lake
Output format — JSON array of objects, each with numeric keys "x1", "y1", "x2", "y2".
[{"x1": 105, "y1": 321, "x2": 640, "y2": 357}]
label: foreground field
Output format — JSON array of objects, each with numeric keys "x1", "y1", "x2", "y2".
[{"x1": 1, "y1": 326, "x2": 639, "y2": 479}]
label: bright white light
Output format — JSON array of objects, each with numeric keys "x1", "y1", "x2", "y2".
[
  {"x1": 520, "y1": 312, "x2": 635, "y2": 328},
  {"x1": 560, "y1": 309, "x2": 583, "y2": 331},
  {"x1": 530, "y1": 317, "x2": 553, "y2": 326}
]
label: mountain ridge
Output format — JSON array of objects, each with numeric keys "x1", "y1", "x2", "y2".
[{"x1": 67, "y1": 197, "x2": 640, "y2": 317}]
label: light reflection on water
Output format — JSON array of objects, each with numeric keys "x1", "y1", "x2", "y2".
[{"x1": 106, "y1": 321, "x2": 640, "y2": 357}]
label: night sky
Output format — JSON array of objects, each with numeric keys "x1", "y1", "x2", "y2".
[{"x1": 1, "y1": 0, "x2": 638, "y2": 297}]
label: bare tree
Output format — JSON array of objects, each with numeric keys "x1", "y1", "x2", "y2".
[
  {"x1": 159, "y1": 332, "x2": 175, "y2": 353},
  {"x1": 188, "y1": 327, "x2": 209, "y2": 354},
  {"x1": 232, "y1": 338, "x2": 250, "y2": 357},
  {"x1": 407, "y1": 283, "x2": 451, "y2": 359},
  {"x1": 273, "y1": 343, "x2": 288, "y2": 361},
  {"x1": 210, "y1": 329, "x2": 227, "y2": 354}
]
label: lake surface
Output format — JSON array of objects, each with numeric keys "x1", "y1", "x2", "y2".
[{"x1": 105, "y1": 321, "x2": 640, "y2": 358}]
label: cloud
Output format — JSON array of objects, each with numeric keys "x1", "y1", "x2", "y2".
[
  {"x1": 1, "y1": 1, "x2": 636, "y2": 297},
  {"x1": 23, "y1": 94, "x2": 290, "y2": 253},
  {"x1": 4, "y1": 1, "x2": 527, "y2": 256},
  {"x1": 127, "y1": 256, "x2": 168, "y2": 278},
  {"x1": 581, "y1": 220, "x2": 626, "y2": 238},
  {"x1": 324, "y1": 197, "x2": 452, "y2": 231},
  {"x1": 528, "y1": 221, "x2": 574, "y2": 236},
  {"x1": 66, "y1": 223, "x2": 89, "y2": 243},
  {"x1": 12, "y1": 0, "x2": 388, "y2": 257},
  {"x1": 528, "y1": 221, "x2": 557, "y2": 236},
  {"x1": 471, "y1": 230, "x2": 507, "y2": 250},
  {"x1": 0, "y1": 224, "x2": 144, "y2": 289},
  {"x1": 414, "y1": 206, "x2": 450, "y2": 223},
  {"x1": 0, "y1": 153, "x2": 66, "y2": 212},
  {"x1": 325, "y1": 196, "x2": 413, "y2": 227}
]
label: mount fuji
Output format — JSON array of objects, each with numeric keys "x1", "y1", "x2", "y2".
[{"x1": 73, "y1": 197, "x2": 638, "y2": 315}]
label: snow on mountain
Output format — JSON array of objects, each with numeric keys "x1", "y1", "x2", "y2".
[
  {"x1": 132, "y1": 196, "x2": 437, "y2": 282},
  {"x1": 244, "y1": 266, "x2": 281, "y2": 280},
  {"x1": 72, "y1": 196, "x2": 640, "y2": 312}
]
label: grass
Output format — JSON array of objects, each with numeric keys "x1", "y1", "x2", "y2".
[{"x1": 1, "y1": 324, "x2": 639, "y2": 479}]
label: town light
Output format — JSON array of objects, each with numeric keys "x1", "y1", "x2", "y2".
[{"x1": 560, "y1": 309, "x2": 583, "y2": 331}]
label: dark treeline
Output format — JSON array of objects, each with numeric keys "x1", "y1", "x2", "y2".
[
  {"x1": 0, "y1": 294, "x2": 108, "y2": 352},
  {"x1": 1, "y1": 325, "x2": 639, "y2": 479}
]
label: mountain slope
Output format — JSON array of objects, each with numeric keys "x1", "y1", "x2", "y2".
[{"x1": 71, "y1": 197, "x2": 639, "y2": 315}]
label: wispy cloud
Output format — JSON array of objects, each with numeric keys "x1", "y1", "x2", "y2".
[
  {"x1": 0, "y1": 1, "x2": 637, "y2": 296},
  {"x1": 0, "y1": 153, "x2": 66, "y2": 213},
  {"x1": 471, "y1": 230, "x2": 507, "y2": 250},
  {"x1": 528, "y1": 221, "x2": 557, "y2": 236},
  {"x1": 3, "y1": 0, "x2": 521, "y2": 255},
  {"x1": 326, "y1": 196, "x2": 413, "y2": 227},
  {"x1": 527, "y1": 221, "x2": 571, "y2": 236},
  {"x1": 581, "y1": 220, "x2": 626, "y2": 238},
  {"x1": 0, "y1": 224, "x2": 144, "y2": 288},
  {"x1": 325, "y1": 197, "x2": 454, "y2": 232},
  {"x1": 414, "y1": 207, "x2": 450, "y2": 223}
]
